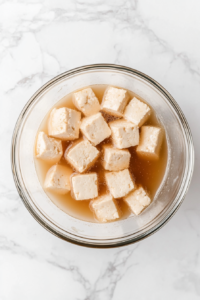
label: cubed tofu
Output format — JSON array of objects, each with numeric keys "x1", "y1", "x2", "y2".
[
  {"x1": 90, "y1": 194, "x2": 120, "y2": 222},
  {"x1": 44, "y1": 165, "x2": 72, "y2": 194},
  {"x1": 123, "y1": 186, "x2": 151, "y2": 215},
  {"x1": 101, "y1": 86, "x2": 130, "y2": 117},
  {"x1": 48, "y1": 107, "x2": 81, "y2": 140},
  {"x1": 136, "y1": 126, "x2": 163, "y2": 159},
  {"x1": 105, "y1": 169, "x2": 135, "y2": 198},
  {"x1": 124, "y1": 97, "x2": 151, "y2": 127},
  {"x1": 102, "y1": 145, "x2": 130, "y2": 171},
  {"x1": 71, "y1": 173, "x2": 98, "y2": 200},
  {"x1": 109, "y1": 119, "x2": 139, "y2": 149},
  {"x1": 80, "y1": 113, "x2": 111, "y2": 146},
  {"x1": 65, "y1": 139, "x2": 99, "y2": 173},
  {"x1": 36, "y1": 131, "x2": 63, "y2": 163},
  {"x1": 73, "y1": 88, "x2": 100, "y2": 116}
]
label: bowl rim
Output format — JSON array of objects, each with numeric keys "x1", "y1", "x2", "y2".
[{"x1": 11, "y1": 63, "x2": 195, "y2": 248}]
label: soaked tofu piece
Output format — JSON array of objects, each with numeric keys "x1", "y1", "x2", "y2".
[
  {"x1": 109, "y1": 119, "x2": 139, "y2": 149},
  {"x1": 137, "y1": 126, "x2": 163, "y2": 159},
  {"x1": 101, "y1": 86, "x2": 129, "y2": 117},
  {"x1": 65, "y1": 139, "x2": 99, "y2": 173},
  {"x1": 105, "y1": 169, "x2": 135, "y2": 198},
  {"x1": 102, "y1": 145, "x2": 130, "y2": 171},
  {"x1": 44, "y1": 165, "x2": 71, "y2": 194},
  {"x1": 36, "y1": 131, "x2": 63, "y2": 163},
  {"x1": 71, "y1": 173, "x2": 98, "y2": 200},
  {"x1": 80, "y1": 113, "x2": 111, "y2": 146},
  {"x1": 90, "y1": 194, "x2": 120, "y2": 222},
  {"x1": 48, "y1": 107, "x2": 81, "y2": 140},
  {"x1": 73, "y1": 88, "x2": 100, "y2": 116},
  {"x1": 124, "y1": 97, "x2": 151, "y2": 127},
  {"x1": 123, "y1": 186, "x2": 151, "y2": 215}
]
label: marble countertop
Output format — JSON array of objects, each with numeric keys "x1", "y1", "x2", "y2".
[{"x1": 0, "y1": 0, "x2": 200, "y2": 299}]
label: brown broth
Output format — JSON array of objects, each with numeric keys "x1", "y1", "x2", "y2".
[{"x1": 34, "y1": 85, "x2": 168, "y2": 222}]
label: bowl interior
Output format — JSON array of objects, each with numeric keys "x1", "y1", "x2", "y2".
[{"x1": 13, "y1": 65, "x2": 193, "y2": 247}]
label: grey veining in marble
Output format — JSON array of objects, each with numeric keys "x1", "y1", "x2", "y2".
[{"x1": 0, "y1": 0, "x2": 200, "y2": 299}]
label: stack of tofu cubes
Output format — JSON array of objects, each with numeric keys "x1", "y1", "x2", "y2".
[{"x1": 36, "y1": 86, "x2": 163, "y2": 223}]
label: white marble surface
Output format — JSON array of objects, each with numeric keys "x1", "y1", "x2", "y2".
[{"x1": 0, "y1": 0, "x2": 200, "y2": 299}]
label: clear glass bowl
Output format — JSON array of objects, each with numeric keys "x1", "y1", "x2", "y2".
[{"x1": 11, "y1": 64, "x2": 194, "y2": 248}]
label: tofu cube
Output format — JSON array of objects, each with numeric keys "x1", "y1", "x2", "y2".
[
  {"x1": 44, "y1": 165, "x2": 72, "y2": 194},
  {"x1": 101, "y1": 86, "x2": 130, "y2": 117},
  {"x1": 71, "y1": 173, "x2": 98, "y2": 200},
  {"x1": 124, "y1": 97, "x2": 151, "y2": 127},
  {"x1": 65, "y1": 139, "x2": 99, "y2": 173},
  {"x1": 102, "y1": 145, "x2": 130, "y2": 171},
  {"x1": 90, "y1": 194, "x2": 120, "y2": 222},
  {"x1": 137, "y1": 126, "x2": 163, "y2": 159},
  {"x1": 36, "y1": 131, "x2": 63, "y2": 163},
  {"x1": 73, "y1": 88, "x2": 100, "y2": 116},
  {"x1": 80, "y1": 113, "x2": 111, "y2": 146},
  {"x1": 105, "y1": 169, "x2": 135, "y2": 198},
  {"x1": 109, "y1": 119, "x2": 139, "y2": 149},
  {"x1": 123, "y1": 186, "x2": 151, "y2": 215},
  {"x1": 48, "y1": 107, "x2": 81, "y2": 140}
]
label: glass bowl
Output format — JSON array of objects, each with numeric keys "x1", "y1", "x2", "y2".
[{"x1": 11, "y1": 64, "x2": 194, "y2": 248}]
